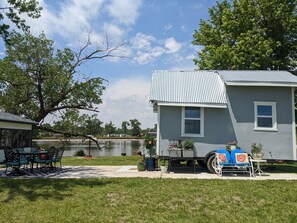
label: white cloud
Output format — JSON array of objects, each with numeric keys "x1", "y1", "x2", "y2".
[
  {"x1": 98, "y1": 78, "x2": 156, "y2": 128},
  {"x1": 130, "y1": 33, "x2": 184, "y2": 64},
  {"x1": 165, "y1": 37, "x2": 182, "y2": 53},
  {"x1": 131, "y1": 33, "x2": 155, "y2": 50},
  {"x1": 28, "y1": 0, "x2": 105, "y2": 41},
  {"x1": 107, "y1": 0, "x2": 142, "y2": 25}
]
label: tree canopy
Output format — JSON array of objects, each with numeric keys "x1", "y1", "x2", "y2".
[
  {"x1": 0, "y1": 31, "x2": 125, "y2": 143},
  {"x1": 192, "y1": 0, "x2": 297, "y2": 73},
  {"x1": 0, "y1": 0, "x2": 42, "y2": 42}
]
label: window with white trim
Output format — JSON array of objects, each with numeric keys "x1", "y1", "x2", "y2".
[
  {"x1": 254, "y1": 102, "x2": 277, "y2": 131},
  {"x1": 182, "y1": 107, "x2": 204, "y2": 137}
]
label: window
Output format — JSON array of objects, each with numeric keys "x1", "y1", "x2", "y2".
[
  {"x1": 182, "y1": 107, "x2": 204, "y2": 137},
  {"x1": 254, "y1": 102, "x2": 277, "y2": 131}
]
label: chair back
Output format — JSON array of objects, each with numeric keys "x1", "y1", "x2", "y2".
[
  {"x1": 56, "y1": 147, "x2": 65, "y2": 160},
  {"x1": 231, "y1": 149, "x2": 250, "y2": 164},
  {"x1": 4, "y1": 147, "x2": 19, "y2": 162},
  {"x1": 216, "y1": 149, "x2": 231, "y2": 164},
  {"x1": 46, "y1": 146, "x2": 56, "y2": 160}
]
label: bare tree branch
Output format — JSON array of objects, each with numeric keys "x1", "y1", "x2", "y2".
[{"x1": 37, "y1": 125, "x2": 102, "y2": 149}]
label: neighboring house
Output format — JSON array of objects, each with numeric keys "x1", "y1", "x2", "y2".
[
  {"x1": 0, "y1": 112, "x2": 38, "y2": 162},
  {"x1": 149, "y1": 70, "x2": 297, "y2": 172}
]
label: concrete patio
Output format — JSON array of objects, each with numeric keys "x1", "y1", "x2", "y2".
[{"x1": 1, "y1": 166, "x2": 296, "y2": 180}]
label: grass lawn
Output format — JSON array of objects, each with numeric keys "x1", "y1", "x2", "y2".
[
  {"x1": 62, "y1": 156, "x2": 142, "y2": 166},
  {"x1": 0, "y1": 178, "x2": 296, "y2": 223}
]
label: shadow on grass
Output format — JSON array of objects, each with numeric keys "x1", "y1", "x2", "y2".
[{"x1": 0, "y1": 178, "x2": 117, "y2": 203}]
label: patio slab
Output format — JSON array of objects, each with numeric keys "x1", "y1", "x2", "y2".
[{"x1": 1, "y1": 166, "x2": 296, "y2": 180}]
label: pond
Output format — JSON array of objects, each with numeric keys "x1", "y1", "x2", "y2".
[{"x1": 33, "y1": 138, "x2": 144, "y2": 157}]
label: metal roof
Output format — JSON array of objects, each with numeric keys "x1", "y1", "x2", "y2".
[
  {"x1": 149, "y1": 70, "x2": 227, "y2": 106},
  {"x1": 218, "y1": 70, "x2": 297, "y2": 86},
  {"x1": 0, "y1": 112, "x2": 38, "y2": 125}
]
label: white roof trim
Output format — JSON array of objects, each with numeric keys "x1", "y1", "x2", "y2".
[
  {"x1": 225, "y1": 82, "x2": 297, "y2": 87},
  {"x1": 157, "y1": 102, "x2": 227, "y2": 108}
]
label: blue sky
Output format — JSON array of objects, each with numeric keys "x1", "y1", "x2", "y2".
[{"x1": 2, "y1": 0, "x2": 218, "y2": 128}]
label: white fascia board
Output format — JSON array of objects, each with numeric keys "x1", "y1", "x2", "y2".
[
  {"x1": 225, "y1": 82, "x2": 297, "y2": 87},
  {"x1": 157, "y1": 102, "x2": 227, "y2": 108}
]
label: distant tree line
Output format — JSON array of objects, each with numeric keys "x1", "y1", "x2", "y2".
[{"x1": 36, "y1": 112, "x2": 157, "y2": 138}]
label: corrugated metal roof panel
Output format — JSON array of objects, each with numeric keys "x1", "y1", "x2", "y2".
[
  {"x1": 149, "y1": 70, "x2": 227, "y2": 105},
  {"x1": 218, "y1": 70, "x2": 297, "y2": 85}
]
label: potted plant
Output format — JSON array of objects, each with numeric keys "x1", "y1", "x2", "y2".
[
  {"x1": 144, "y1": 134, "x2": 156, "y2": 171},
  {"x1": 168, "y1": 140, "x2": 182, "y2": 157},
  {"x1": 182, "y1": 139, "x2": 194, "y2": 157},
  {"x1": 251, "y1": 143, "x2": 264, "y2": 159},
  {"x1": 228, "y1": 140, "x2": 238, "y2": 150}
]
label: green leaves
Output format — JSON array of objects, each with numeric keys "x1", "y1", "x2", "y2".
[
  {"x1": 0, "y1": 32, "x2": 106, "y2": 124},
  {"x1": 0, "y1": 0, "x2": 42, "y2": 42},
  {"x1": 192, "y1": 0, "x2": 297, "y2": 72}
]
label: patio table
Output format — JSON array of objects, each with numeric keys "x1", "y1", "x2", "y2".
[
  {"x1": 18, "y1": 151, "x2": 48, "y2": 173},
  {"x1": 251, "y1": 159, "x2": 269, "y2": 176}
]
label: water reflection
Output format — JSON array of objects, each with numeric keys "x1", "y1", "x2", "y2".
[{"x1": 33, "y1": 139, "x2": 144, "y2": 157}]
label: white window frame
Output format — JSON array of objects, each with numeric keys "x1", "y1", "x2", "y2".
[
  {"x1": 254, "y1": 101, "x2": 277, "y2": 131},
  {"x1": 181, "y1": 107, "x2": 204, "y2": 137}
]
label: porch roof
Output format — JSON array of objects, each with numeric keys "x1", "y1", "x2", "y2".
[{"x1": 0, "y1": 112, "x2": 38, "y2": 125}]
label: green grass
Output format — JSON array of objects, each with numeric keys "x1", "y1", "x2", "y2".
[
  {"x1": 0, "y1": 178, "x2": 296, "y2": 223},
  {"x1": 62, "y1": 156, "x2": 142, "y2": 166}
]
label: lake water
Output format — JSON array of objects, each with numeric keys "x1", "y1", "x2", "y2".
[{"x1": 33, "y1": 139, "x2": 144, "y2": 157}]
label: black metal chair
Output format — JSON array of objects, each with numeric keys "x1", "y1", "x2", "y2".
[
  {"x1": 52, "y1": 147, "x2": 65, "y2": 168},
  {"x1": 4, "y1": 147, "x2": 29, "y2": 174},
  {"x1": 33, "y1": 146, "x2": 56, "y2": 171}
]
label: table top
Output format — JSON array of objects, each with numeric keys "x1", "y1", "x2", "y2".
[
  {"x1": 250, "y1": 159, "x2": 267, "y2": 163},
  {"x1": 18, "y1": 151, "x2": 48, "y2": 155}
]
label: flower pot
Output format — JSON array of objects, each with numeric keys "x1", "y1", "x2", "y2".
[
  {"x1": 145, "y1": 158, "x2": 156, "y2": 171},
  {"x1": 169, "y1": 149, "x2": 182, "y2": 157},
  {"x1": 230, "y1": 145, "x2": 237, "y2": 150},
  {"x1": 252, "y1": 152, "x2": 264, "y2": 160},
  {"x1": 182, "y1": 149, "x2": 194, "y2": 158}
]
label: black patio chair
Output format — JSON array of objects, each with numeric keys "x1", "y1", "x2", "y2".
[
  {"x1": 52, "y1": 147, "x2": 65, "y2": 168},
  {"x1": 4, "y1": 147, "x2": 29, "y2": 174},
  {"x1": 33, "y1": 146, "x2": 56, "y2": 170}
]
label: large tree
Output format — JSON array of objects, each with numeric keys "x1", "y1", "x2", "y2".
[
  {"x1": 192, "y1": 0, "x2": 297, "y2": 73},
  {"x1": 0, "y1": 0, "x2": 42, "y2": 42},
  {"x1": 129, "y1": 119, "x2": 141, "y2": 137},
  {"x1": 0, "y1": 31, "x2": 125, "y2": 145}
]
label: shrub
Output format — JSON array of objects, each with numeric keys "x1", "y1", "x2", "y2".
[{"x1": 74, "y1": 149, "x2": 86, "y2": 157}]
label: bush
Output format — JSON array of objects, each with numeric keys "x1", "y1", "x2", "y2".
[{"x1": 74, "y1": 149, "x2": 86, "y2": 157}]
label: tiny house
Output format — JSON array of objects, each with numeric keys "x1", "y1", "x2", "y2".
[{"x1": 149, "y1": 70, "x2": 297, "y2": 172}]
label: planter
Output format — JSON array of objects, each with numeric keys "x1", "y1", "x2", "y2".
[
  {"x1": 169, "y1": 149, "x2": 182, "y2": 158},
  {"x1": 252, "y1": 152, "x2": 264, "y2": 160},
  {"x1": 230, "y1": 145, "x2": 237, "y2": 150},
  {"x1": 182, "y1": 149, "x2": 194, "y2": 158},
  {"x1": 145, "y1": 158, "x2": 156, "y2": 171}
]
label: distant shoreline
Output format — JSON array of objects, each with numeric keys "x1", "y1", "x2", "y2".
[{"x1": 33, "y1": 138, "x2": 144, "y2": 142}]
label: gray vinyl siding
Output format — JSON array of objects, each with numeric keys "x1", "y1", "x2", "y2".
[
  {"x1": 158, "y1": 106, "x2": 236, "y2": 157},
  {"x1": 227, "y1": 86, "x2": 294, "y2": 160},
  {"x1": 158, "y1": 86, "x2": 295, "y2": 160}
]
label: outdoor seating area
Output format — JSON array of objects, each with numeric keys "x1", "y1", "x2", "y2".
[
  {"x1": 3, "y1": 146, "x2": 65, "y2": 176},
  {"x1": 215, "y1": 149, "x2": 254, "y2": 177}
]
